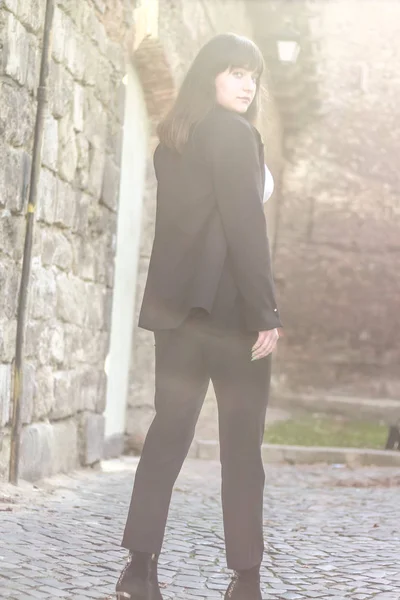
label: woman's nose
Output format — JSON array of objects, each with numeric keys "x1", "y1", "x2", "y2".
[{"x1": 243, "y1": 76, "x2": 256, "y2": 92}]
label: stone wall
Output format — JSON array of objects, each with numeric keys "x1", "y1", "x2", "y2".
[
  {"x1": 272, "y1": 0, "x2": 400, "y2": 405},
  {"x1": 0, "y1": 0, "x2": 133, "y2": 480},
  {"x1": 126, "y1": 0, "x2": 285, "y2": 450},
  {"x1": 0, "y1": 0, "x2": 286, "y2": 478}
]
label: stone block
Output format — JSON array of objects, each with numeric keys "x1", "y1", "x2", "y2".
[
  {"x1": 82, "y1": 41, "x2": 98, "y2": 86},
  {"x1": 4, "y1": 13, "x2": 30, "y2": 85},
  {"x1": 77, "y1": 368, "x2": 106, "y2": 413},
  {"x1": 64, "y1": 19, "x2": 85, "y2": 81},
  {"x1": 56, "y1": 273, "x2": 87, "y2": 326},
  {"x1": 50, "y1": 322, "x2": 65, "y2": 364},
  {"x1": 63, "y1": 324, "x2": 83, "y2": 367},
  {"x1": 78, "y1": 1, "x2": 91, "y2": 30},
  {"x1": 53, "y1": 419, "x2": 79, "y2": 473},
  {"x1": 87, "y1": 203, "x2": 116, "y2": 237},
  {"x1": 49, "y1": 60, "x2": 74, "y2": 119},
  {"x1": 54, "y1": 178, "x2": 76, "y2": 229},
  {"x1": 73, "y1": 83, "x2": 84, "y2": 132},
  {"x1": 94, "y1": 236, "x2": 115, "y2": 287},
  {"x1": 106, "y1": 40, "x2": 125, "y2": 74},
  {"x1": 19, "y1": 418, "x2": 78, "y2": 480},
  {"x1": 95, "y1": 377, "x2": 107, "y2": 413},
  {"x1": 37, "y1": 168, "x2": 57, "y2": 224},
  {"x1": 25, "y1": 320, "x2": 52, "y2": 365},
  {"x1": 51, "y1": 370, "x2": 79, "y2": 420},
  {"x1": 103, "y1": 433, "x2": 124, "y2": 459},
  {"x1": 84, "y1": 90, "x2": 107, "y2": 148},
  {"x1": 21, "y1": 362, "x2": 35, "y2": 425},
  {"x1": 0, "y1": 364, "x2": 12, "y2": 427},
  {"x1": 94, "y1": 57, "x2": 112, "y2": 106},
  {"x1": 0, "y1": 82, "x2": 35, "y2": 147},
  {"x1": 196, "y1": 440, "x2": 218, "y2": 461},
  {"x1": 85, "y1": 283, "x2": 106, "y2": 330},
  {"x1": 73, "y1": 237, "x2": 96, "y2": 281},
  {"x1": 51, "y1": 6, "x2": 66, "y2": 63},
  {"x1": 0, "y1": 319, "x2": 17, "y2": 363},
  {"x1": 25, "y1": 29, "x2": 40, "y2": 92},
  {"x1": 57, "y1": 0, "x2": 82, "y2": 24},
  {"x1": 41, "y1": 230, "x2": 73, "y2": 271},
  {"x1": 0, "y1": 144, "x2": 23, "y2": 211},
  {"x1": 88, "y1": 145, "x2": 106, "y2": 199},
  {"x1": 33, "y1": 366, "x2": 54, "y2": 420},
  {"x1": 30, "y1": 265, "x2": 57, "y2": 321},
  {"x1": 72, "y1": 191, "x2": 90, "y2": 235},
  {"x1": 42, "y1": 114, "x2": 59, "y2": 172},
  {"x1": 67, "y1": 326, "x2": 108, "y2": 367},
  {"x1": 58, "y1": 113, "x2": 78, "y2": 182},
  {"x1": 0, "y1": 210, "x2": 26, "y2": 260},
  {"x1": 20, "y1": 422, "x2": 54, "y2": 481},
  {"x1": 18, "y1": 0, "x2": 45, "y2": 33},
  {"x1": 76, "y1": 133, "x2": 90, "y2": 189},
  {"x1": 0, "y1": 148, "x2": 31, "y2": 213},
  {"x1": 106, "y1": 116, "x2": 124, "y2": 166},
  {"x1": 87, "y1": 10, "x2": 107, "y2": 54},
  {"x1": 102, "y1": 288, "x2": 113, "y2": 332},
  {"x1": 109, "y1": 76, "x2": 126, "y2": 124},
  {"x1": 101, "y1": 155, "x2": 120, "y2": 211},
  {"x1": 0, "y1": 259, "x2": 19, "y2": 319},
  {"x1": 3, "y1": 0, "x2": 18, "y2": 12},
  {"x1": 79, "y1": 412, "x2": 105, "y2": 465},
  {"x1": 0, "y1": 429, "x2": 10, "y2": 481},
  {"x1": 92, "y1": 0, "x2": 106, "y2": 14}
]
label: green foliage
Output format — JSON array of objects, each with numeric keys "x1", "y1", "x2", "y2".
[{"x1": 264, "y1": 415, "x2": 388, "y2": 449}]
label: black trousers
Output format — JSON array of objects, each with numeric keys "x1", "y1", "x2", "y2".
[{"x1": 121, "y1": 314, "x2": 271, "y2": 570}]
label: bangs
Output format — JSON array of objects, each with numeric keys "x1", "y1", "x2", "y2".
[{"x1": 214, "y1": 35, "x2": 265, "y2": 78}]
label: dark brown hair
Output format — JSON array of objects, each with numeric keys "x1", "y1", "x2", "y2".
[{"x1": 157, "y1": 33, "x2": 265, "y2": 153}]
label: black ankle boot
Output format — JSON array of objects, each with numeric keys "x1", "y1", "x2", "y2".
[
  {"x1": 116, "y1": 551, "x2": 163, "y2": 600},
  {"x1": 224, "y1": 566, "x2": 262, "y2": 600}
]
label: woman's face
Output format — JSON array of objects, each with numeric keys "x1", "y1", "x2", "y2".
[{"x1": 215, "y1": 67, "x2": 258, "y2": 114}]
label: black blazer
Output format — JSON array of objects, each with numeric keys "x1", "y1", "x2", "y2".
[{"x1": 138, "y1": 105, "x2": 282, "y2": 333}]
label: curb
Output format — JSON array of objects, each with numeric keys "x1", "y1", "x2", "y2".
[{"x1": 195, "y1": 441, "x2": 400, "y2": 467}]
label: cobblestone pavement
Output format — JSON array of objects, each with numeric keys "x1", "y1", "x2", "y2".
[{"x1": 1, "y1": 457, "x2": 400, "y2": 600}]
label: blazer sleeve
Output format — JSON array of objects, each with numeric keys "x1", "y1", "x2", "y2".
[{"x1": 207, "y1": 116, "x2": 282, "y2": 332}]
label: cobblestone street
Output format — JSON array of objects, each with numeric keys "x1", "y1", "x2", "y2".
[{"x1": 1, "y1": 457, "x2": 400, "y2": 600}]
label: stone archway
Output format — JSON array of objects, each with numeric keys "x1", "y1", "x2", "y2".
[
  {"x1": 119, "y1": 37, "x2": 177, "y2": 452},
  {"x1": 134, "y1": 37, "x2": 176, "y2": 128}
]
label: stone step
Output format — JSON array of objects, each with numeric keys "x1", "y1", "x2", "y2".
[{"x1": 195, "y1": 440, "x2": 400, "y2": 467}]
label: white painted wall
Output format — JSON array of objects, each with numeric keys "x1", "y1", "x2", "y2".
[{"x1": 104, "y1": 63, "x2": 148, "y2": 442}]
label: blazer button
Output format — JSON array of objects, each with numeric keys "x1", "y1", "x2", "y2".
[{"x1": 274, "y1": 308, "x2": 278, "y2": 312}]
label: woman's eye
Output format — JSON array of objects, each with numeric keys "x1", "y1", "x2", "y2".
[{"x1": 232, "y1": 71, "x2": 257, "y2": 83}]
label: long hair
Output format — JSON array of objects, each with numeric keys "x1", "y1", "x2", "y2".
[{"x1": 158, "y1": 33, "x2": 265, "y2": 153}]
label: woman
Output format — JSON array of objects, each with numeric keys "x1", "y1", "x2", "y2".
[{"x1": 116, "y1": 33, "x2": 282, "y2": 600}]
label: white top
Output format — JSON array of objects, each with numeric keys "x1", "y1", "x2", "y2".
[{"x1": 263, "y1": 164, "x2": 274, "y2": 204}]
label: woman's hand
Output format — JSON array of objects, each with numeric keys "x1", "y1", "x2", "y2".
[{"x1": 251, "y1": 328, "x2": 280, "y2": 361}]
